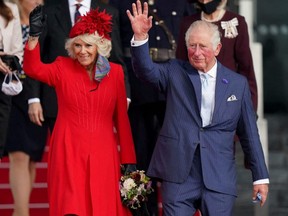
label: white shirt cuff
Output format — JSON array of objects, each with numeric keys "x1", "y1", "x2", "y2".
[
  {"x1": 130, "y1": 36, "x2": 148, "y2": 47},
  {"x1": 28, "y1": 98, "x2": 40, "y2": 104},
  {"x1": 253, "y1": 178, "x2": 269, "y2": 185}
]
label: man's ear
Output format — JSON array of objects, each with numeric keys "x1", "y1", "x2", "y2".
[{"x1": 214, "y1": 43, "x2": 222, "y2": 56}]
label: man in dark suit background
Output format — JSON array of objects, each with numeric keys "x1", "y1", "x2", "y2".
[
  {"x1": 127, "y1": 1, "x2": 269, "y2": 215},
  {"x1": 27, "y1": 0, "x2": 128, "y2": 132}
]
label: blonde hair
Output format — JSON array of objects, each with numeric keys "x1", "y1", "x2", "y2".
[
  {"x1": 185, "y1": 20, "x2": 221, "y2": 51},
  {"x1": 65, "y1": 32, "x2": 112, "y2": 59}
]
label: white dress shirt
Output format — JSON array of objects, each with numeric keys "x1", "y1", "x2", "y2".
[{"x1": 69, "y1": 0, "x2": 91, "y2": 26}]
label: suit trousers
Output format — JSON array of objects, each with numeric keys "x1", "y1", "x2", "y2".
[{"x1": 161, "y1": 146, "x2": 236, "y2": 216}]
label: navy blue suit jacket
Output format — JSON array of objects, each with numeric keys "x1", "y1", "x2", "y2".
[{"x1": 131, "y1": 42, "x2": 269, "y2": 196}]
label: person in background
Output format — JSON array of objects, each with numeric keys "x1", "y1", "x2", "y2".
[
  {"x1": 26, "y1": 0, "x2": 129, "y2": 135},
  {"x1": 109, "y1": 0, "x2": 196, "y2": 214},
  {"x1": 24, "y1": 5, "x2": 136, "y2": 215},
  {"x1": 0, "y1": 0, "x2": 23, "y2": 162},
  {"x1": 127, "y1": 1, "x2": 269, "y2": 215},
  {"x1": 176, "y1": 0, "x2": 258, "y2": 111},
  {"x1": 4, "y1": 0, "x2": 48, "y2": 216}
]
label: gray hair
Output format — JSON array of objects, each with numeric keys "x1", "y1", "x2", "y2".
[
  {"x1": 185, "y1": 20, "x2": 221, "y2": 51},
  {"x1": 65, "y1": 32, "x2": 112, "y2": 59}
]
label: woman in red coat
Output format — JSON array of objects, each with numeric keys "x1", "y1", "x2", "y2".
[
  {"x1": 23, "y1": 6, "x2": 136, "y2": 216},
  {"x1": 176, "y1": 0, "x2": 258, "y2": 111}
]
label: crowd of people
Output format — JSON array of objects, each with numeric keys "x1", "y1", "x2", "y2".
[{"x1": 0, "y1": 0, "x2": 269, "y2": 216}]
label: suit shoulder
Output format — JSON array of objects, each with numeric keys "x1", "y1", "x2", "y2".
[
  {"x1": 219, "y1": 62, "x2": 247, "y2": 80},
  {"x1": 94, "y1": 2, "x2": 119, "y2": 15},
  {"x1": 224, "y1": 11, "x2": 246, "y2": 22}
]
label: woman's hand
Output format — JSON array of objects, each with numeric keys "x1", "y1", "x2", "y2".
[
  {"x1": 126, "y1": 0, "x2": 153, "y2": 41},
  {"x1": 0, "y1": 54, "x2": 12, "y2": 74},
  {"x1": 29, "y1": 5, "x2": 46, "y2": 37}
]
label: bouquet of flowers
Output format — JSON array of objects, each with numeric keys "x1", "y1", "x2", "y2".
[{"x1": 119, "y1": 169, "x2": 154, "y2": 210}]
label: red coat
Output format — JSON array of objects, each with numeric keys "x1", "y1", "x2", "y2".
[
  {"x1": 23, "y1": 43, "x2": 135, "y2": 215},
  {"x1": 176, "y1": 11, "x2": 258, "y2": 111}
]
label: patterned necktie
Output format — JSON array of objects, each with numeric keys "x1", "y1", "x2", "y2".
[
  {"x1": 74, "y1": 4, "x2": 82, "y2": 23},
  {"x1": 200, "y1": 73, "x2": 213, "y2": 127}
]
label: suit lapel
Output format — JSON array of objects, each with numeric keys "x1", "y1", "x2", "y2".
[
  {"x1": 185, "y1": 61, "x2": 230, "y2": 126},
  {"x1": 184, "y1": 62, "x2": 202, "y2": 113},
  {"x1": 212, "y1": 63, "x2": 230, "y2": 124}
]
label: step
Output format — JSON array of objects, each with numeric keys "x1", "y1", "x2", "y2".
[
  {"x1": 0, "y1": 162, "x2": 48, "y2": 184},
  {"x1": 0, "y1": 204, "x2": 49, "y2": 216},
  {"x1": 0, "y1": 183, "x2": 48, "y2": 204}
]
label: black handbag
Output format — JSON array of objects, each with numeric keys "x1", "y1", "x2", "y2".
[{"x1": 1, "y1": 55, "x2": 22, "y2": 72}]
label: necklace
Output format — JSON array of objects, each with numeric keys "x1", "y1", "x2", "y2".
[{"x1": 201, "y1": 9, "x2": 225, "y2": 22}]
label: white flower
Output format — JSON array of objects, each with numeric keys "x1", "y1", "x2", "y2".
[
  {"x1": 119, "y1": 170, "x2": 154, "y2": 210},
  {"x1": 123, "y1": 178, "x2": 136, "y2": 190}
]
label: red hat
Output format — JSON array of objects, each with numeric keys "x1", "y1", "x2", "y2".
[{"x1": 69, "y1": 8, "x2": 112, "y2": 40}]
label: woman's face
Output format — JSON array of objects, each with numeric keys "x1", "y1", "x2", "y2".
[
  {"x1": 73, "y1": 39, "x2": 98, "y2": 70},
  {"x1": 19, "y1": 0, "x2": 43, "y2": 14}
]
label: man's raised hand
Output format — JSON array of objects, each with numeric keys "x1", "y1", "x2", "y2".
[{"x1": 126, "y1": 0, "x2": 153, "y2": 41}]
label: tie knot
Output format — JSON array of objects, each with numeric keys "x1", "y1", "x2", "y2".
[
  {"x1": 201, "y1": 73, "x2": 210, "y2": 84},
  {"x1": 75, "y1": 3, "x2": 81, "y2": 10},
  {"x1": 201, "y1": 73, "x2": 210, "y2": 79}
]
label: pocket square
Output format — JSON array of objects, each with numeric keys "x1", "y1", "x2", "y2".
[{"x1": 227, "y1": 95, "x2": 237, "y2": 101}]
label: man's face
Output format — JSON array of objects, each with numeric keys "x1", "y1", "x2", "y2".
[{"x1": 187, "y1": 27, "x2": 221, "y2": 72}]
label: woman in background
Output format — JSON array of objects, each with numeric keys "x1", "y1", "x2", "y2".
[
  {"x1": 0, "y1": 0, "x2": 23, "y2": 161},
  {"x1": 5, "y1": 0, "x2": 48, "y2": 216}
]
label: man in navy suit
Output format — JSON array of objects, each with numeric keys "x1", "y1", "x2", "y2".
[{"x1": 127, "y1": 1, "x2": 269, "y2": 215}]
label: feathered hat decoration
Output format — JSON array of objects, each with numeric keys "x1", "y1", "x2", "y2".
[{"x1": 69, "y1": 8, "x2": 112, "y2": 40}]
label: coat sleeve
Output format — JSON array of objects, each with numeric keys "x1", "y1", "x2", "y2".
[
  {"x1": 236, "y1": 79, "x2": 269, "y2": 181},
  {"x1": 23, "y1": 43, "x2": 60, "y2": 87},
  {"x1": 113, "y1": 65, "x2": 136, "y2": 164}
]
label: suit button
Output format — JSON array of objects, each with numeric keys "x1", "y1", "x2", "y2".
[{"x1": 200, "y1": 128, "x2": 204, "y2": 132}]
